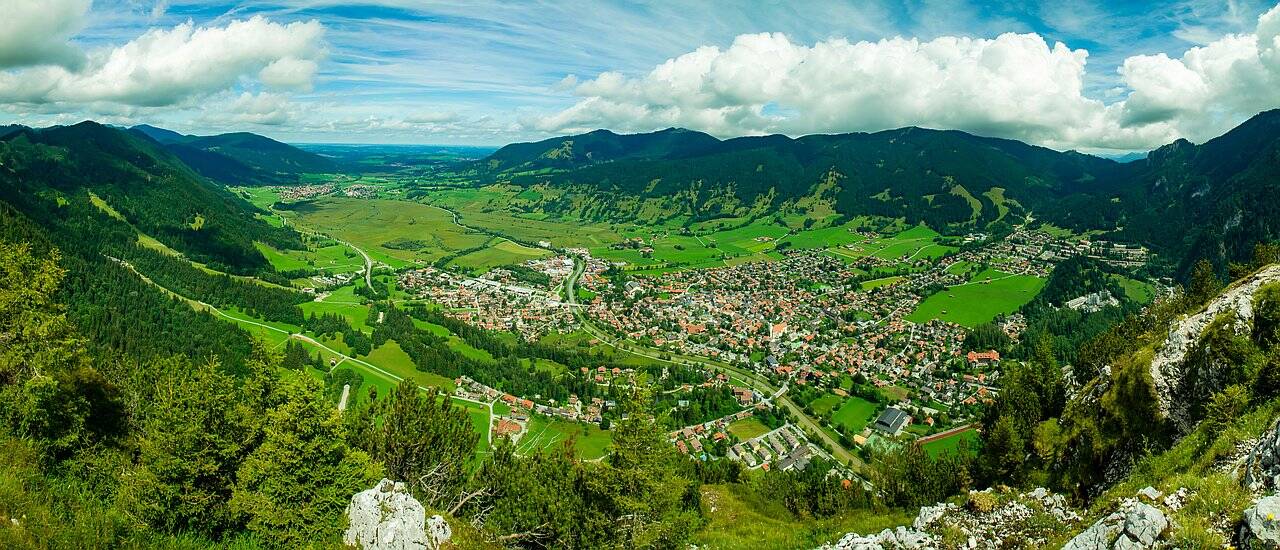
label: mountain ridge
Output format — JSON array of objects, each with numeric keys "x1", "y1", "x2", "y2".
[
  {"x1": 127, "y1": 123, "x2": 340, "y2": 185},
  {"x1": 483, "y1": 110, "x2": 1280, "y2": 277}
]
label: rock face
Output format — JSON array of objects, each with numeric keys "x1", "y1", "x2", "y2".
[
  {"x1": 1062, "y1": 500, "x2": 1168, "y2": 550},
  {"x1": 1148, "y1": 265, "x2": 1280, "y2": 432},
  {"x1": 1241, "y1": 420, "x2": 1280, "y2": 493},
  {"x1": 344, "y1": 478, "x2": 451, "y2": 550},
  {"x1": 1239, "y1": 495, "x2": 1280, "y2": 545}
]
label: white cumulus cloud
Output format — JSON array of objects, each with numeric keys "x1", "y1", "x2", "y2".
[
  {"x1": 0, "y1": 15, "x2": 324, "y2": 108},
  {"x1": 533, "y1": 4, "x2": 1280, "y2": 152},
  {"x1": 0, "y1": 0, "x2": 90, "y2": 70}
]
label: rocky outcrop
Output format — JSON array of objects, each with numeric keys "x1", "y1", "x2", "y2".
[
  {"x1": 1241, "y1": 420, "x2": 1280, "y2": 493},
  {"x1": 1238, "y1": 495, "x2": 1280, "y2": 546},
  {"x1": 344, "y1": 478, "x2": 451, "y2": 550},
  {"x1": 820, "y1": 488, "x2": 1081, "y2": 549},
  {"x1": 1149, "y1": 265, "x2": 1280, "y2": 431},
  {"x1": 826, "y1": 526, "x2": 936, "y2": 550},
  {"x1": 1062, "y1": 500, "x2": 1168, "y2": 550}
]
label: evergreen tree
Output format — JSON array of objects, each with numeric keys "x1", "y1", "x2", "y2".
[
  {"x1": 346, "y1": 381, "x2": 475, "y2": 508},
  {"x1": 231, "y1": 376, "x2": 379, "y2": 547}
]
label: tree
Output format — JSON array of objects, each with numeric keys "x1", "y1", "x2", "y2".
[
  {"x1": 1188, "y1": 259, "x2": 1221, "y2": 306},
  {"x1": 231, "y1": 376, "x2": 379, "y2": 547},
  {"x1": 0, "y1": 242, "x2": 81, "y2": 386},
  {"x1": 118, "y1": 357, "x2": 249, "y2": 536},
  {"x1": 594, "y1": 390, "x2": 702, "y2": 548},
  {"x1": 345, "y1": 381, "x2": 476, "y2": 508},
  {"x1": 1205, "y1": 384, "x2": 1250, "y2": 433}
]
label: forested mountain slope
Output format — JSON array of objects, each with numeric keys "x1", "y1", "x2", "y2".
[
  {"x1": 484, "y1": 110, "x2": 1280, "y2": 278},
  {"x1": 131, "y1": 124, "x2": 339, "y2": 185}
]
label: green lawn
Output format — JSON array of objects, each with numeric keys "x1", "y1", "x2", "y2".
[
  {"x1": 780, "y1": 222, "x2": 865, "y2": 249},
  {"x1": 256, "y1": 241, "x2": 363, "y2": 274},
  {"x1": 515, "y1": 415, "x2": 613, "y2": 460},
  {"x1": 282, "y1": 197, "x2": 489, "y2": 267},
  {"x1": 448, "y1": 239, "x2": 551, "y2": 272},
  {"x1": 920, "y1": 428, "x2": 979, "y2": 458},
  {"x1": 905, "y1": 269, "x2": 1045, "y2": 327},
  {"x1": 1111, "y1": 274, "x2": 1157, "y2": 304},
  {"x1": 861, "y1": 276, "x2": 903, "y2": 290},
  {"x1": 693, "y1": 484, "x2": 912, "y2": 550},
  {"x1": 809, "y1": 394, "x2": 843, "y2": 416},
  {"x1": 831, "y1": 397, "x2": 877, "y2": 433},
  {"x1": 727, "y1": 417, "x2": 772, "y2": 440}
]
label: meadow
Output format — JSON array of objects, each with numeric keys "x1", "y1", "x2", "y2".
[
  {"x1": 830, "y1": 397, "x2": 878, "y2": 433},
  {"x1": 282, "y1": 197, "x2": 490, "y2": 267},
  {"x1": 515, "y1": 415, "x2": 613, "y2": 460},
  {"x1": 905, "y1": 268, "x2": 1045, "y2": 327},
  {"x1": 727, "y1": 417, "x2": 771, "y2": 440}
]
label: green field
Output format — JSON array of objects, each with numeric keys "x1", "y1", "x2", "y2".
[
  {"x1": 920, "y1": 428, "x2": 979, "y2": 458},
  {"x1": 283, "y1": 197, "x2": 490, "y2": 267},
  {"x1": 515, "y1": 415, "x2": 613, "y2": 460},
  {"x1": 809, "y1": 394, "x2": 843, "y2": 416},
  {"x1": 693, "y1": 484, "x2": 912, "y2": 549},
  {"x1": 256, "y1": 241, "x2": 363, "y2": 274},
  {"x1": 727, "y1": 417, "x2": 771, "y2": 440},
  {"x1": 781, "y1": 222, "x2": 865, "y2": 249},
  {"x1": 861, "y1": 276, "x2": 903, "y2": 290},
  {"x1": 300, "y1": 286, "x2": 372, "y2": 328},
  {"x1": 831, "y1": 397, "x2": 877, "y2": 433},
  {"x1": 906, "y1": 268, "x2": 1045, "y2": 327},
  {"x1": 448, "y1": 238, "x2": 550, "y2": 271},
  {"x1": 1111, "y1": 274, "x2": 1157, "y2": 304},
  {"x1": 365, "y1": 341, "x2": 455, "y2": 391}
]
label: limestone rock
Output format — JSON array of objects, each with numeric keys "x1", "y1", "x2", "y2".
[
  {"x1": 1137, "y1": 486, "x2": 1162, "y2": 502},
  {"x1": 1240, "y1": 495, "x2": 1280, "y2": 546},
  {"x1": 344, "y1": 478, "x2": 436, "y2": 550},
  {"x1": 1242, "y1": 420, "x2": 1280, "y2": 493},
  {"x1": 1148, "y1": 265, "x2": 1280, "y2": 432},
  {"x1": 1063, "y1": 500, "x2": 1167, "y2": 550},
  {"x1": 821, "y1": 487, "x2": 1082, "y2": 549}
]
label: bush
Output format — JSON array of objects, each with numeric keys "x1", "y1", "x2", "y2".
[{"x1": 966, "y1": 490, "x2": 998, "y2": 513}]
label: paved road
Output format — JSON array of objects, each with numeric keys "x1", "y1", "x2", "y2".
[
  {"x1": 273, "y1": 208, "x2": 373, "y2": 287},
  {"x1": 563, "y1": 256, "x2": 865, "y2": 470}
]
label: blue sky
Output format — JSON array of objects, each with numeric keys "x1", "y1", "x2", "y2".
[{"x1": 3, "y1": 0, "x2": 1280, "y2": 150}]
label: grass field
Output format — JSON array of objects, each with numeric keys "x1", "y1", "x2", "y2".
[
  {"x1": 781, "y1": 222, "x2": 865, "y2": 249},
  {"x1": 515, "y1": 415, "x2": 613, "y2": 460},
  {"x1": 809, "y1": 394, "x2": 843, "y2": 416},
  {"x1": 830, "y1": 397, "x2": 878, "y2": 433},
  {"x1": 861, "y1": 276, "x2": 903, "y2": 290},
  {"x1": 365, "y1": 341, "x2": 455, "y2": 391},
  {"x1": 878, "y1": 385, "x2": 910, "y2": 403},
  {"x1": 727, "y1": 417, "x2": 771, "y2": 440},
  {"x1": 448, "y1": 238, "x2": 550, "y2": 272},
  {"x1": 906, "y1": 268, "x2": 1045, "y2": 327},
  {"x1": 256, "y1": 241, "x2": 363, "y2": 274},
  {"x1": 300, "y1": 287, "x2": 372, "y2": 328},
  {"x1": 920, "y1": 428, "x2": 979, "y2": 458},
  {"x1": 1111, "y1": 274, "x2": 1157, "y2": 304},
  {"x1": 282, "y1": 197, "x2": 489, "y2": 267}
]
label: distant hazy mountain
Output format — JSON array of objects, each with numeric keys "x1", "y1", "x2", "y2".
[
  {"x1": 483, "y1": 110, "x2": 1280, "y2": 276},
  {"x1": 130, "y1": 124, "x2": 340, "y2": 185}
]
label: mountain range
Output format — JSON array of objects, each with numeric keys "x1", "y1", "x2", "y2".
[
  {"x1": 483, "y1": 110, "x2": 1280, "y2": 276},
  {"x1": 130, "y1": 123, "x2": 338, "y2": 185}
]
